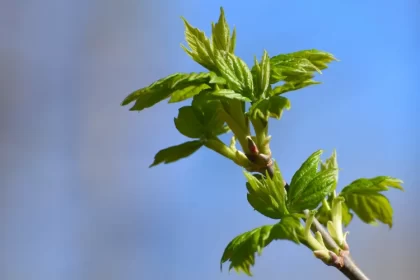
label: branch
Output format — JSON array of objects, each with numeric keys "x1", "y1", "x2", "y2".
[{"x1": 303, "y1": 209, "x2": 369, "y2": 280}]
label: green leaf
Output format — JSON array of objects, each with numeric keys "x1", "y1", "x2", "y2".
[
  {"x1": 321, "y1": 149, "x2": 339, "y2": 183},
  {"x1": 249, "y1": 95, "x2": 291, "y2": 120},
  {"x1": 288, "y1": 49, "x2": 338, "y2": 71},
  {"x1": 229, "y1": 27, "x2": 236, "y2": 53},
  {"x1": 252, "y1": 50, "x2": 271, "y2": 98},
  {"x1": 169, "y1": 83, "x2": 211, "y2": 103},
  {"x1": 341, "y1": 176, "x2": 404, "y2": 194},
  {"x1": 341, "y1": 201, "x2": 353, "y2": 227},
  {"x1": 288, "y1": 168, "x2": 338, "y2": 213},
  {"x1": 211, "y1": 7, "x2": 231, "y2": 52},
  {"x1": 288, "y1": 150, "x2": 323, "y2": 202},
  {"x1": 315, "y1": 201, "x2": 331, "y2": 226},
  {"x1": 174, "y1": 106, "x2": 206, "y2": 138},
  {"x1": 121, "y1": 72, "x2": 212, "y2": 111},
  {"x1": 263, "y1": 49, "x2": 336, "y2": 95},
  {"x1": 174, "y1": 103, "x2": 228, "y2": 139},
  {"x1": 220, "y1": 216, "x2": 303, "y2": 276},
  {"x1": 149, "y1": 140, "x2": 203, "y2": 167},
  {"x1": 244, "y1": 163, "x2": 288, "y2": 219},
  {"x1": 214, "y1": 51, "x2": 254, "y2": 98},
  {"x1": 211, "y1": 89, "x2": 251, "y2": 102},
  {"x1": 181, "y1": 18, "x2": 216, "y2": 71},
  {"x1": 320, "y1": 149, "x2": 338, "y2": 172},
  {"x1": 271, "y1": 79, "x2": 321, "y2": 96},
  {"x1": 209, "y1": 72, "x2": 227, "y2": 85},
  {"x1": 269, "y1": 55, "x2": 320, "y2": 84},
  {"x1": 340, "y1": 176, "x2": 404, "y2": 227}
]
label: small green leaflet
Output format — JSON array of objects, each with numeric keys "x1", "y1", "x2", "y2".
[
  {"x1": 262, "y1": 49, "x2": 336, "y2": 95},
  {"x1": 249, "y1": 96, "x2": 291, "y2": 120},
  {"x1": 288, "y1": 49, "x2": 338, "y2": 71},
  {"x1": 211, "y1": 7, "x2": 235, "y2": 53},
  {"x1": 181, "y1": 18, "x2": 216, "y2": 71},
  {"x1": 211, "y1": 89, "x2": 251, "y2": 102},
  {"x1": 271, "y1": 79, "x2": 321, "y2": 96},
  {"x1": 288, "y1": 169, "x2": 337, "y2": 213},
  {"x1": 214, "y1": 51, "x2": 254, "y2": 99},
  {"x1": 174, "y1": 106, "x2": 206, "y2": 138},
  {"x1": 316, "y1": 195, "x2": 353, "y2": 228},
  {"x1": 288, "y1": 150, "x2": 323, "y2": 202},
  {"x1": 341, "y1": 201, "x2": 353, "y2": 227},
  {"x1": 121, "y1": 72, "x2": 212, "y2": 111},
  {"x1": 174, "y1": 103, "x2": 227, "y2": 139},
  {"x1": 149, "y1": 140, "x2": 203, "y2": 167},
  {"x1": 169, "y1": 84, "x2": 211, "y2": 103},
  {"x1": 287, "y1": 150, "x2": 338, "y2": 213},
  {"x1": 252, "y1": 50, "x2": 271, "y2": 98},
  {"x1": 340, "y1": 176, "x2": 404, "y2": 228},
  {"x1": 244, "y1": 163, "x2": 288, "y2": 219},
  {"x1": 209, "y1": 72, "x2": 227, "y2": 85},
  {"x1": 220, "y1": 216, "x2": 303, "y2": 276}
]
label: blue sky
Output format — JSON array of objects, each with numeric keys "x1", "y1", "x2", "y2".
[{"x1": 1, "y1": 0, "x2": 418, "y2": 279}]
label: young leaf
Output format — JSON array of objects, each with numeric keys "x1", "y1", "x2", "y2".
[
  {"x1": 174, "y1": 103, "x2": 228, "y2": 139},
  {"x1": 340, "y1": 176, "x2": 403, "y2": 227},
  {"x1": 211, "y1": 7, "x2": 231, "y2": 52},
  {"x1": 181, "y1": 18, "x2": 216, "y2": 71},
  {"x1": 288, "y1": 168, "x2": 338, "y2": 213},
  {"x1": 288, "y1": 49, "x2": 338, "y2": 71},
  {"x1": 271, "y1": 78, "x2": 320, "y2": 96},
  {"x1": 288, "y1": 150, "x2": 323, "y2": 202},
  {"x1": 121, "y1": 72, "x2": 211, "y2": 111},
  {"x1": 169, "y1": 84, "x2": 211, "y2": 103},
  {"x1": 211, "y1": 89, "x2": 251, "y2": 102},
  {"x1": 209, "y1": 72, "x2": 227, "y2": 85},
  {"x1": 229, "y1": 27, "x2": 236, "y2": 54},
  {"x1": 244, "y1": 163, "x2": 288, "y2": 219},
  {"x1": 265, "y1": 49, "x2": 336, "y2": 95},
  {"x1": 321, "y1": 149, "x2": 339, "y2": 183},
  {"x1": 341, "y1": 201, "x2": 353, "y2": 227},
  {"x1": 149, "y1": 140, "x2": 203, "y2": 167},
  {"x1": 315, "y1": 201, "x2": 331, "y2": 226},
  {"x1": 252, "y1": 50, "x2": 271, "y2": 98},
  {"x1": 341, "y1": 176, "x2": 404, "y2": 194},
  {"x1": 214, "y1": 51, "x2": 254, "y2": 99},
  {"x1": 269, "y1": 55, "x2": 320, "y2": 84},
  {"x1": 316, "y1": 193, "x2": 353, "y2": 228},
  {"x1": 174, "y1": 106, "x2": 206, "y2": 138},
  {"x1": 220, "y1": 216, "x2": 303, "y2": 276},
  {"x1": 249, "y1": 95, "x2": 291, "y2": 120}
]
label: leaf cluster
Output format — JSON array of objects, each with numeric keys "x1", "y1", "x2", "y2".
[
  {"x1": 121, "y1": 7, "x2": 405, "y2": 278},
  {"x1": 221, "y1": 150, "x2": 403, "y2": 274},
  {"x1": 121, "y1": 7, "x2": 337, "y2": 167}
]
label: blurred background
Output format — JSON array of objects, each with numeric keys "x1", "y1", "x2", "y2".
[{"x1": 1, "y1": 0, "x2": 419, "y2": 279}]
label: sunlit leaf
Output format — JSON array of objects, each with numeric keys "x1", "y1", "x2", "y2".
[
  {"x1": 214, "y1": 51, "x2": 254, "y2": 99},
  {"x1": 340, "y1": 176, "x2": 403, "y2": 227},
  {"x1": 121, "y1": 72, "x2": 211, "y2": 111},
  {"x1": 149, "y1": 141, "x2": 203, "y2": 167},
  {"x1": 181, "y1": 18, "x2": 216, "y2": 71},
  {"x1": 244, "y1": 163, "x2": 288, "y2": 219},
  {"x1": 252, "y1": 50, "x2": 271, "y2": 98},
  {"x1": 249, "y1": 96, "x2": 291, "y2": 120},
  {"x1": 220, "y1": 216, "x2": 303, "y2": 276},
  {"x1": 169, "y1": 84, "x2": 211, "y2": 103},
  {"x1": 288, "y1": 150, "x2": 323, "y2": 202},
  {"x1": 288, "y1": 169, "x2": 337, "y2": 213},
  {"x1": 211, "y1": 89, "x2": 251, "y2": 102},
  {"x1": 174, "y1": 106, "x2": 206, "y2": 138},
  {"x1": 211, "y1": 7, "x2": 231, "y2": 52},
  {"x1": 174, "y1": 103, "x2": 228, "y2": 139},
  {"x1": 271, "y1": 79, "x2": 321, "y2": 96}
]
